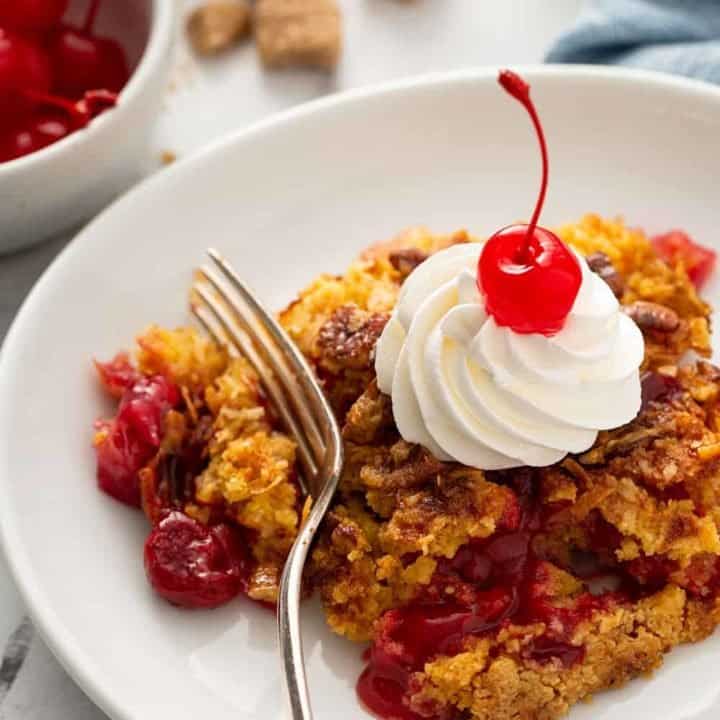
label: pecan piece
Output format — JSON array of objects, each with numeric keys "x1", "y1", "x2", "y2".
[
  {"x1": 640, "y1": 371, "x2": 681, "y2": 411},
  {"x1": 343, "y1": 382, "x2": 394, "y2": 444},
  {"x1": 360, "y1": 443, "x2": 445, "y2": 491},
  {"x1": 247, "y1": 562, "x2": 282, "y2": 603},
  {"x1": 388, "y1": 248, "x2": 429, "y2": 279},
  {"x1": 624, "y1": 301, "x2": 680, "y2": 333},
  {"x1": 586, "y1": 251, "x2": 625, "y2": 297},
  {"x1": 698, "y1": 361, "x2": 720, "y2": 382},
  {"x1": 316, "y1": 306, "x2": 389, "y2": 370}
]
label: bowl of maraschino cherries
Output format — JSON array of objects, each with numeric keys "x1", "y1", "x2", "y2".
[{"x1": 0, "y1": 0, "x2": 174, "y2": 253}]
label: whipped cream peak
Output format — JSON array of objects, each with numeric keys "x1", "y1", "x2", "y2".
[{"x1": 375, "y1": 242, "x2": 645, "y2": 470}]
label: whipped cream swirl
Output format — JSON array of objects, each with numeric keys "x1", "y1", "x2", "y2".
[{"x1": 375, "y1": 243, "x2": 645, "y2": 469}]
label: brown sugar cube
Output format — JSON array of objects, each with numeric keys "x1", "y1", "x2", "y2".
[
  {"x1": 254, "y1": 0, "x2": 342, "y2": 70},
  {"x1": 187, "y1": 0, "x2": 251, "y2": 56}
]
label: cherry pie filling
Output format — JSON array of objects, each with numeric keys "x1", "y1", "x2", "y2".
[{"x1": 94, "y1": 356, "x2": 180, "y2": 508}]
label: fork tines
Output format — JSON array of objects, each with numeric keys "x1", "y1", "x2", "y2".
[{"x1": 191, "y1": 249, "x2": 328, "y2": 491}]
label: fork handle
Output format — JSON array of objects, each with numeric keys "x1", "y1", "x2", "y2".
[
  {"x1": 278, "y1": 521, "x2": 314, "y2": 719},
  {"x1": 278, "y1": 481, "x2": 339, "y2": 720}
]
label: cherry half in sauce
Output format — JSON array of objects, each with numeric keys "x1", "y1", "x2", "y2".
[
  {"x1": 94, "y1": 360, "x2": 180, "y2": 507},
  {"x1": 144, "y1": 511, "x2": 251, "y2": 609},
  {"x1": 477, "y1": 70, "x2": 582, "y2": 336}
]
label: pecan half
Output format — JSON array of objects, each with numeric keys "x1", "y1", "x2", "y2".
[
  {"x1": 586, "y1": 251, "x2": 625, "y2": 297},
  {"x1": 388, "y1": 248, "x2": 429, "y2": 279},
  {"x1": 623, "y1": 301, "x2": 680, "y2": 333}
]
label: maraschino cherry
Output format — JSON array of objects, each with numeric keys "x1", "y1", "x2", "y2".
[
  {"x1": 478, "y1": 70, "x2": 582, "y2": 336},
  {"x1": 48, "y1": 0, "x2": 129, "y2": 97},
  {"x1": 0, "y1": 0, "x2": 69, "y2": 34},
  {"x1": 0, "y1": 27, "x2": 52, "y2": 126},
  {"x1": 0, "y1": 0, "x2": 127, "y2": 163}
]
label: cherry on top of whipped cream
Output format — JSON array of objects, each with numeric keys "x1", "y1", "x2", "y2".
[{"x1": 478, "y1": 70, "x2": 582, "y2": 336}]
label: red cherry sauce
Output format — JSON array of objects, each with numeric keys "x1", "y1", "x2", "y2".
[
  {"x1": 652, "y1": 230, "x2": 716, "y2": 290},
  {"x1": 94, "y1": 352, "x2": 140, "y2": 398},
  {"x1": 94, "y1": 356, "x2": 180, "y2": 507},
  {"x1": 477, "y1": 70, "x2": 582, "y2": 336},
  {"x1": 357, "y1": 474, "x2": 621, "y2": 720}
]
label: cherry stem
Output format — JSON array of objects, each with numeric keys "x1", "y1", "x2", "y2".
[
  {"x1": 83, "y1": 0, "x2": 101, "y2": 34},
  {"x1": 22, "y1": 89, "x2": 88, "y2": 128},
  {"x1": 498, "y1": 70, "x2": 549, "y2": 263}
]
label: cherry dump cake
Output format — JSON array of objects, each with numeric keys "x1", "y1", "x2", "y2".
[
  {"x1": 92, "y1": 71, "x2": 720, "y2": 719},
  {"x1": 94, "y1": 213, "x2": 719, "y2": 718}
]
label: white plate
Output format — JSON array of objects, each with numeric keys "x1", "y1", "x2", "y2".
[{"x1": 2, "y1": 66, "x2": 720, "y2": 720}]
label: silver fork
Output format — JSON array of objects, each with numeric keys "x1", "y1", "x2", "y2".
[{"x1": 191, "y1": 249, "x2": 343, "y2": 720}]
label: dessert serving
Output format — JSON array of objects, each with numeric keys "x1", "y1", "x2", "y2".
[{"x1": 92, "y1": 71, "x2": 720, "y2": 719}]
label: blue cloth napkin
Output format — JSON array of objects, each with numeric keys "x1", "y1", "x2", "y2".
[{"x1": 547, "y1": 0, "x2": 720, "y2": 84}]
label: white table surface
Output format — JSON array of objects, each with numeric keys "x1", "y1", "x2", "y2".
[{"x1": 0, "y1": 0, "x2": 582, "y2": 716}]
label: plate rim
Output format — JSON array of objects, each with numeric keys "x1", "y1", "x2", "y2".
[{"x1": 2, "y1": 63, "x2": 720, "y2": 720}]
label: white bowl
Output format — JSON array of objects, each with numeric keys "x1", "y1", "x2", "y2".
[
  {"x1": 0, "y1": 0, "x2": 175, "y2": 254},
  {"x1": 2, "y1": 66, "x2": 720, "y2": 720}
]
